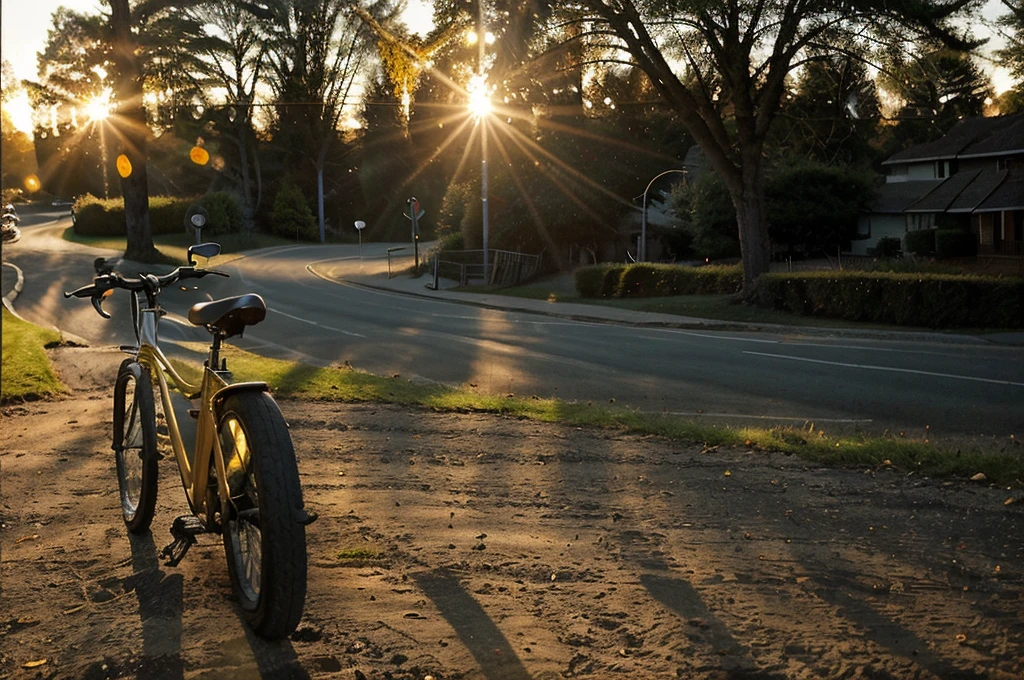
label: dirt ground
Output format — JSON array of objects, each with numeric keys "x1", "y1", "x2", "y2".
[{"x1": 2, "y1": 347, "x2": 1023, "y2": 680}]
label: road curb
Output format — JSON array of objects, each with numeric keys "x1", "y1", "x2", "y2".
[
  {"x1": 324, "y1": 270, "x2": 1000, "y2": 347},
  {"x1": 2, "y1": 261, "x2": 25, "y2": 317}
]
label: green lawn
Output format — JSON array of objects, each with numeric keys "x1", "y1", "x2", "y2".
[
  {"x1": 1, "y1": 308, "x2": 65, "y2": 402},
  {"x1": 207, "y1": 344, "x2": 1024, "y2": 486}
]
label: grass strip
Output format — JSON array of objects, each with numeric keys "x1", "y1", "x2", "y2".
[
  {"x1": 1, "y1": 308, "x2": 65, "y2": 403},
  {"x1": 215, "y1": 345, "x2": 1023, "y2": 486}
]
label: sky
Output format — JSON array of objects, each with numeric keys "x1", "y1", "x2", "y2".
[{"x1": 0, "y1": 0, "x2": 1012, "y2": 134}]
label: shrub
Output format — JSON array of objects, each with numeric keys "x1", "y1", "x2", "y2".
[
  {"x1": 904, "y1": 228, "x2": 936, "y2": 255},
  {"x1": 574, "y1": 264, "x2": 626, "y2": 298},
  {"x1": 574, "y1": 263, "x2": 742, "y2": 298},
  {"x1": 868, "y1": 236, "x2": 902, "y2": 258},
  {"x1": 270, "y1": 178, "x2": 317, "y2": 241},
  {"x1": 935, "y1": 229, "x2": 976, "y2": 258},
  {"x1": 195, "y1": 192, "x2": 244, "y2": 235},
  {"x1": 746, "y1": 271, "x2": 1023, "y2": 329},
  {"x1": 73, "y1": 194, "x2": 191, "y2": 237}
]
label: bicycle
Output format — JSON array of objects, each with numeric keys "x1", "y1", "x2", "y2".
[{"x1": 65, "y1": 242, "x2": 316, "y2": 639}]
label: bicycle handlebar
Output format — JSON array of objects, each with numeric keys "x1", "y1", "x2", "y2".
[{"x1": 64, "y1": 266, "x2": 229, "y2": 319}]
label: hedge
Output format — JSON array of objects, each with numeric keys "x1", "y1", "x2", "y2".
[
  {"x1": 575, "y1": 263, "x2": 743, "y2": 299},
  {"x1": 746, "y1": 271, "x2": 1023, "y2": 329},
  {"x1": 73, "y1": 193, "x2": 242, "y2": 237},
  {"x1": 904, "y1": 228, "x2": 936, "y2": 255},
  {"x1": 935, "y1": 229, "x2": 977, "y2": 258}
]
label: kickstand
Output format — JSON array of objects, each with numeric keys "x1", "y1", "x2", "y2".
[{"x1": 160, "y1": 516, "x2": 206, "y2": 567}]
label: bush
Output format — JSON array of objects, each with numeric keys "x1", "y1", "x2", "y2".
[
  {"x1": 746, "y1": 271, "x2": 1023, "y2": 328},
  {"x1": 72, "y1": 193, "x2": 242, "y2": 237},
  {"x1": 904, "y1": 228, "x2": 936, "y2": 255},
  {"x1": 868, "y1": 236, "x2": 902, "y2": 258},
  {"x1": 574, "y1": 264, "x2": 626, "y2": 298},
  {"x1": 935, "y1": 229, "x2": 976, "y2": 258},
  {"x1": 195, "y1": 192, "x2": 244, "y2": 236},
  {"x1": 270, "y1": 178, "x2": 317, "y2": 241},
  {"x1": 574, "y1": 263, "x2": 742, "y2": 298}
]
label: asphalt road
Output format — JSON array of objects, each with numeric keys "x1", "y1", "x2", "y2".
[{"x1": 5, "y1": 219, "x2": 1023, "y2": 440}]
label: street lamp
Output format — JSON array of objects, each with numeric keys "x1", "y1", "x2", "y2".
[
  {"x1": 640, "y1": 169, "x2": 687, "y2": 262},
  {"x1": 468, "y1": 74, "x2": 491, "y2": 283}
]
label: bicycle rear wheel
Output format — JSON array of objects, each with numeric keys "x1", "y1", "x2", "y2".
[
  {"x1": 219, "y1": 392, "x2": 308, "y2": 640},
  {"x1": 112, "y1": 359, "x2": 158, "y2": 533}
]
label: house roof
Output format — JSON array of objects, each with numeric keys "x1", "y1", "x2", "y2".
[
  {"x1": 882, "y1": 114, "x2": 1024, "y2": 166},
  {"x1": 947, "y1": 169, "x2": 1008, "y2": 213},
  {"x1": 904, "y1": 170, "x2": 981, "y2": 213},
  {"x1": 869, "y1": 179, "x2": 944, "y2": 214},
  {"x1": 975, "y1": 168, "x2": 1024, "y2": 213}
]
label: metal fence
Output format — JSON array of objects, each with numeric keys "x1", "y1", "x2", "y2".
[{"x1": 434, "y1": 249, "x2": 542, "y2": 287}]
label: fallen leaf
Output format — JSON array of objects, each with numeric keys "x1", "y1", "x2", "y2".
[
  {"x1": 22, "y1": 660, "x2": 47, "y2": 669},
  {"x1": 955, "y1": 634, "x2": 967, "y2": 643},
  {"x1": 724, "y1": 470, "x2": 732, "y2": 477},
  {"x1": 15, "y1": 534, "x2": 40, "y2": 544},
  {"x1": 970, "y1": 473, "x2": 987, "y2": 482},
  {"x1": 1005, "y1": 498, "x2": 1015, "y2": 506}
]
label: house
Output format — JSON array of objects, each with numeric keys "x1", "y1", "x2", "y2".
[{"x1": 854, "y1": 114, "x2": 1024, "y2": 257}]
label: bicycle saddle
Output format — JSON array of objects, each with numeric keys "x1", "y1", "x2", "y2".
[{"x1": 188, "y1": 294, "x2": 267, "y2": 338}]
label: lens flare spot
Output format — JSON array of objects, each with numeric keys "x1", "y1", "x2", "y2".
[
  {"x1": 116, "y1": 154, "x2": 133, "y2": 178},
  {"x1": 24, "y1": 175, "x2": 41, "y2": 192},
  {"x1": 189, "y1": 146, "x2": 210, "y2": 165}
]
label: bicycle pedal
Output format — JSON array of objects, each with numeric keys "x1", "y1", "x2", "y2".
[{"x1": 160, "y1": 515, "x2": 207, "y2": 567}]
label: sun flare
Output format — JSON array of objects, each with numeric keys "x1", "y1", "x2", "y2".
[
  {"x1": 83, "y1": 89, "x2": 113, "y2": 122},
  {"x1": 467, "y1": 75, "x2": 492, "y2": 118}
]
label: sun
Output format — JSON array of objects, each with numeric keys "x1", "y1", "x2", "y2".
[
  {"x1": 83, "y1": 89, "x2": 113, "y2": 122},
  {"x1": 467, "y1": 75, "x2": 492, "y2": 118}
]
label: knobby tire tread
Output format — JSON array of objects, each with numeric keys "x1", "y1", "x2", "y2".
[{"x1": 221, "y1": 392, "x2": 307, "y2": 640}]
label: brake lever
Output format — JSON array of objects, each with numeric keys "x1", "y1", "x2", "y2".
[{"x1": 91, "y1": 294, "x2": 111, "y2": 319}]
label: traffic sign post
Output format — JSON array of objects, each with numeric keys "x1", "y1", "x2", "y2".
[
  {"x1": 406, "y1": 197, "x2": 426, "y2": 274},
  {"x1": 354, "y1": 220, "x2": 366, "y2": 262}
]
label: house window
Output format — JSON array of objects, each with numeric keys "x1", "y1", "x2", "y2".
[{"x1": 936, "y1": 161, "x2": 947, "y2": 178}]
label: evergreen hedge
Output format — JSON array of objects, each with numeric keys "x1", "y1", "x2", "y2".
[
  {"x1": 904, "y1": 229, "x2": 936, "y2": 255},
  {"x1": 746, "y1": 271, "x2": 1023, "y2": 328},
  {"x1": 935, "y1": 229, "x2": 977, "y2": 258},
  {"x1": 73, "y1": 193, "x2": 242, "y2": 237},
  {"x1": 575, "y1": 263, "x2": 743, "y2": 299}
]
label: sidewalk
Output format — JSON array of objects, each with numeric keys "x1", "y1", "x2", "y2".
[{"x1": 310, "y1": 260, "x2": 1024, "y2": 347}]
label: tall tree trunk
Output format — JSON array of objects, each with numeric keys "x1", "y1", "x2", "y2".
[
  {"x1": 109, "y1": 0, "x2": 159, "y2": 262},
  {"x1": 731, "y1": 154, "x2": 772, "y2": 293}
]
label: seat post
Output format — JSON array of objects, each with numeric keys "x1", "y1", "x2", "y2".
[{"x1": 209, "y1": 333, "x2": 222, "y2": 370}]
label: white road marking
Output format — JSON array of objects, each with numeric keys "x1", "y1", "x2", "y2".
[
  {"x1": 270, "y1": 308, "x2": 366, "y2": 338},
  {"x1": 744, "y1": 351, "x2": 1024, "y2": 387}
]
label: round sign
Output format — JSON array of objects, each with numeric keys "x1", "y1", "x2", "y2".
[{"x1": 354, "y1": 220, "x2": 366, "y2": 231}]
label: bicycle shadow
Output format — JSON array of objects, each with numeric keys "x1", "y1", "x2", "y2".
[
  {"x1": 126, "y1": 531, "x2": 184, "y2": 679},
  {"x1": 415, "y1": 569, "x2": 532, "y2": 680}
]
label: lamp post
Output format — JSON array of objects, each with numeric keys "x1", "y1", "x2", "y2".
[
  {"x1": 468, "y1": 74, "x2": 492, "y2": 283},
  {"x1": 640, "y1": 169, "x2": 687, "y2": 262}
]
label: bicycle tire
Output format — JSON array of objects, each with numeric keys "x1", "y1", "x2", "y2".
[
  {"x1": 219, "y1": 392, "x2": 308, "y2": 639},
  {"x1": 111, "y1": 359, "x2": 158, "y2": 533}
]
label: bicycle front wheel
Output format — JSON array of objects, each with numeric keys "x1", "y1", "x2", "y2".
[
  {"x1": 112, "y1": 359, "x2": 158, "y2": 533},
  {"x1": 219, "y1": 392, "x2": 308, "y2": 640}
]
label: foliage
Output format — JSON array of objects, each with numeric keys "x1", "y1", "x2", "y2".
[
  {"x1": 935, "y1": 229, "x2": 977, "y2": 258},
  {"x1": 574, "y1": 263, "x2": 742, "y2": 299},
  {"x1": 904, "y1": 229, "x2": 937, "y2": 255},
  {"x1": 1, "y1": 308, "x2": 65, "y2": 403},
  {"x1": 995, "y1": 1, "x2": 1024, "y2": 112},
  {"x1": 868, "y1": 237, "x2": 903, "y2": 258},
  {"x1": 771, "y1": 52, "x2": 882, "y2": 166},
  {"x1": 877, "y1": 42, "x2": 994, "y2": 148},
  {"x1": 668, "y1": 159, "x2": 876, "y2": 259},
  {"x1": 574, "y1": 264, "x2": 627, "y2": 298},
  {"x1": 747, "y1": 271, "x2": 1024, "y2": 328},
  {"x1": 72, "y1": 193, "x2": 242, "y2": 237},
  {"x1": 437, "y1": 181, "x2": 473, "y2": 240},
  {"x1": 270, "y1": 177, "x2": 317, "y2": 241}
]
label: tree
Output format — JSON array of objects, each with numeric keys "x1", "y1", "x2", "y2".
[
  {"x1": 996, "y1": 0, "x2": 1024, "y2": 112},
  {"x1": 1, "y1": 62, "x2": 38, "y2": 199},
  {"x1": 877, "y1": 41, "x2": 993, "y2": 149},
  {"x1": 539, "y1": 0, "x2": 981, "y2": 292},
  {"x1": 263, "y1": 0, "x2": 388, "y2": 243}
]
